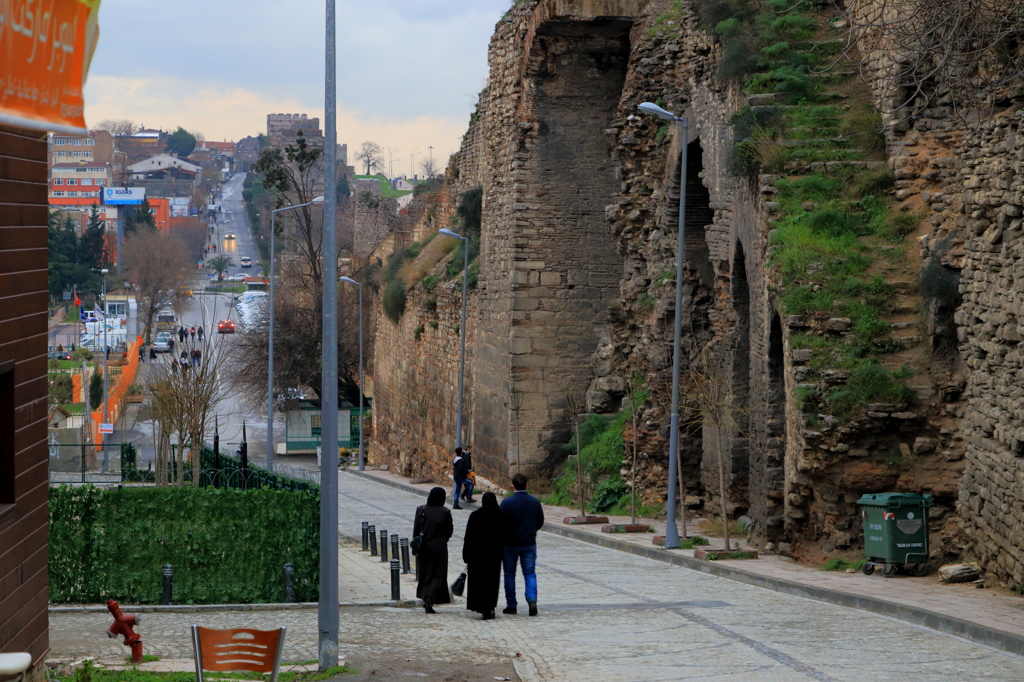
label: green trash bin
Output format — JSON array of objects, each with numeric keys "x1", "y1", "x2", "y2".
[{"x1": 857, "y1": 492, "x2": 932, "y2": 578}]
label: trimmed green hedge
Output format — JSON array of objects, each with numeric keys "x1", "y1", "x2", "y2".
[{"x1": 49, "y1": 485, "x2": 319, "y2": 604}]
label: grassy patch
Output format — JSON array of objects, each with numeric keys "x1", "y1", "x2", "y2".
[
  {"x1": 822, "y1": 557, "x2": 866, "y2": 571},
  {"x1": 57, "y1": 662, "x2": 353, "y2": 682},
  {"x1": 699, "y1": 519, "x2": 749, "y2": 538},
  {"x1": 680, "y1": 535, "x2": 711, "y2": 549}
]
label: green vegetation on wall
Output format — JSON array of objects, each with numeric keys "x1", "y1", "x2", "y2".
[{"x1": 49, "y1": 485, "x2": 319, "y2": 604}]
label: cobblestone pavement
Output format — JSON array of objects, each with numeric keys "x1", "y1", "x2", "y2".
[{"x1": 50, "y1": 474, "x2": 1024, "y2": 681}]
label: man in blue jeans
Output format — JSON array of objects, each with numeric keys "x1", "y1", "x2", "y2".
[{"x1": 499, "y1": 472, "x2": 544, "y2": 616}]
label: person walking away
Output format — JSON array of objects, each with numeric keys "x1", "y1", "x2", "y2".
[
  {"x1": 452, "y1": 448, "x2": 469, "y2": 509},
  {"x1": 191, "y1": 347, "x2": 201, "y2": 367},
  {"x1": 149, "y1": 345, "x2": 157, "y2": 361},
  {"x1": 462, "y1": 445, "x2": 477, "y2": 503},
  {"x1": 463, "y1": 492, "x2": 506, "y2": 620},
  {"x1": 168, "y1": 337, "x2": 175, "y2": 355},
  {"x1": 139, "y1": 344, "x2": 145, "y2": 363},
  {"x1": 500, "y1": 472, "x2": 544, "y2": 616},
  {"x1": 197, "y1": 325, "x2": 204, "y2": 342},
  {"x1": 178, "y1": 327, "x2": 186, "y2": 344},
  {"x1": 190, "y1": 326, "x2": 196, "y2": 342},
  {"x1": 413, "y1": 487, "x2": 453, "y2": 613}
]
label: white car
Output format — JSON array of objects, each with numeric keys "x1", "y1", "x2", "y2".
[
  {"x1": 228, "y1": 273, "x2": 247, "y2": 282},
  {"x1": 152, "y1": 331, "x2": 174, "y2": 353}
]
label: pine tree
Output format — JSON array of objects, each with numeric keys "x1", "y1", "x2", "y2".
[
  {"x1": 80, "y1": 204, "x2": 107, "y2": 269},
  {"x1": 89, "y1": 369, "x2": 104, "y2": 411},
  {"x1": 124, "y1": 198, "x2": 158, "y2": 236}
]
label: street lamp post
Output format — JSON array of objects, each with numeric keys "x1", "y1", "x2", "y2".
[
  {"x1": 268, "y1": 198, "x2": 323, "y2": 472},
  {"x1": 320, "y1": 0, "x2": 341, "y2": 668},
  {"x1": 410, "y1": 149, "x2": 419, "y2": 178},
  {"x1": 438, "y1": 228, "x2": 469, "y2": 449},
  {"x1": 638, "y1": 101, "x2": 688, "y2": 549},
  {"x1": 339, "y1": 277, "x2": 364, "y2": 471}
]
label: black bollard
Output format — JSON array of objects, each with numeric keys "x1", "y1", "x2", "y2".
[
  {"x1": 368, "y1": 524, "x2": 377, "y2": 555},
  {"x1": 162, "y1": 564, "x2": 173, "y2": 605},
  {"x1": 284, "y1": 563, "x2": 295, "y2": 603},
  {"x1": 361, "y1": 521, "x2": 369, "y2": 551},
  {"x1": 380, "y1": 529, "x2": 389, "y2": 562},
  {"x1": 390, "y1": 534, "x2": 399, "y2": 563},
  {"x1": 390, "y1": 559, "x2": 401, "y2": 601},
  {"x1": 400, "y1": 537, "x2": 411, "y2": 574}
]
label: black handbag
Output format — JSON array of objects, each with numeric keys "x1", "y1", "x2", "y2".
[
  {"x1": 410, "y1": 534, "x2": 423, "y2": 555},
  {"x1": 451, "y1": 566, "x2": 468, "y2": 597}
]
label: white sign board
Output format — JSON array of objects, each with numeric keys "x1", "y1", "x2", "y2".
[
  {"x1": 98, "y1": 423, "x2": 114, "y2": 434},
  {"x1": 104, "y1": 187, "x2": 145, "y2": 205}
]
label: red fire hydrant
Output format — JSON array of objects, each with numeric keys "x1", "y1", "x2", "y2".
[{"x1": 106, "y1": 599, "x2": 143, "y2": 663}]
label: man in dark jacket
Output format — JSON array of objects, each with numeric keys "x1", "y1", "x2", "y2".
[
  {"x1": 452, "y1": 447, "x2": 469, "y2": 509},
  {"x1": 499, "y1": 472, "x2": 544, "y2": 616}
]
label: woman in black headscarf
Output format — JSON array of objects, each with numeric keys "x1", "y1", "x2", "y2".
[
  {"x1": 462, "y1": 491, "x2": 506, "y2": 620},
  {"x1": 413, "y1": 486, "x2": 453, "y2": 613}
]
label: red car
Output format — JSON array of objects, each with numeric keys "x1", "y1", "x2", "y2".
[{"x1": 217, "y1": 319, "x2": 235, "y2": 334}]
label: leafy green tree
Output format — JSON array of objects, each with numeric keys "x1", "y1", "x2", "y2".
[
  {"x1": 123, "y1": 198, "x2": 157, "y2": 236},
  {"x1": 48, "y1": 210, "x2": 102, "y2": 298},
  {"x1": 80, "y1": 204, "x2": 107, "y2": 270},
  {"x1": 89, "y1": 369, "x2": 104, "y2": 411},
  {"x1": 207, "y1": 255, "x2": 234, "y2": 280},
  {"x1": 166, "y1": 127, "x2": 197, "y2": 157},
  {"x1": 48, "y1": 373, "x2": 74, "y2": 406}
]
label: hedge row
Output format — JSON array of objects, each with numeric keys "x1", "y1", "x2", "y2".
[{"x1": 49, "y1": 485, "x2": 319, "y2": 604}]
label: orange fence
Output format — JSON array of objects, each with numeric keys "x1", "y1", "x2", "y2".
[{"x1": 88, "y1": 338, "x2": 141, "y2": 448}]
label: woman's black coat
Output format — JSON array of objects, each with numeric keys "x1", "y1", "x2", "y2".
[
  {"x1": 413, "y1": 501, "x2": 453, "y2": 605},
  {"x1": 461, "y1": 502, "x2": 506, "y2": 613}
]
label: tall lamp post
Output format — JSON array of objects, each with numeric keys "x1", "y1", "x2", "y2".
[
  {"x1": 438, "y1": 228, "x2": 469, "y2": 449},
  {"x1": 96, "y1": 268, "x2": 110, "y2": 472},
  {"x1": 339, "y1": 277, "x2": 364, "y2": 471},
  {"x1": 268, "y1": 198, "x2": 323, "y2": 472},
  {"x1": 638, "y1": 101, "x2": 688, "y2": 549},
  {"x1": 319, "y1": 0, "x2": 341, "y2": 668}
]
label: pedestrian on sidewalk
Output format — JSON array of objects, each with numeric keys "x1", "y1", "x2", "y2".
[
  {"x1": 463, "y1": 492, "x2": 506, "y2": 620},
  {"x1": 452, "y1": 448, "x2": 470, "y2": 509},
  {"x1": 500, "y1": 472, "x2": 544, "y2": 617},
  {"x1": 139, "y1": 344, "x2": 145, "y2": 363},
  {"x1": 413, "y1": 487, "x2": 453, "y2": 614},
  {"x1": 461, "y1": 445, "x2": 477, "y2": 503},
  {"x1": 149, "y1": 345, "x2": 157, "y2": 361},
  {"x1": 197, "y1": 325, "x2": 204, "y2": 342},
  {"x1": 168, "y1": 337, "x2": 175, "y2": 355},
  {"x1": 178, "y1": 327, "x2": 186, "y2": 344},
  {"x1": 190, "y1": 326, "x2": 196, "y2": 342},
  {"x1": 190, "y1": 347, "x2": 201, "y2": 367}
]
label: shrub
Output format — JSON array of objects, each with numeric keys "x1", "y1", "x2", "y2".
[
  {"x1": 382, "y1": 278, "x2": 407, "y2": 322},
  {"x1": 825, "y1": 362, "x2": 916, "y2": 418},
  {"x1": 89, "y1": 370, "x2": 103, "y2": 411},
  {"x1": 414, "y1": 325, "x2": 425, "y2": 341},
  {"x1": 49, "y1": 373, "x2": 74, "y2": 405},
  {"x1": 853, "y1": 168, "x2": 895, "y2": 197},
  {"x1": 421, "y1": 275, "x2": 440, "y2": 292},
  {"x1": 71, "y1": 347, "x2": 93, "y2": 362},
  {"x1": 840, "y1": 105, "x2": 886, "y2": 153}
]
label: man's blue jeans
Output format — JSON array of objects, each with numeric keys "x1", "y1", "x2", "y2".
[
  {"x1": 452, "y1": 478, "x2": 466, "y2": 506},
  {"x1": 503, "y1": 544, "x2": 537, "y2": 608}
]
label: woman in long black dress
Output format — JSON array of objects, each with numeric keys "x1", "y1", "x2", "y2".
[
  {"x1": 413, "y1": 486, "x2": 453, "y2": 613},
  {"x1": 462, "y1": 491, "x2": 506, "y2": 620}
]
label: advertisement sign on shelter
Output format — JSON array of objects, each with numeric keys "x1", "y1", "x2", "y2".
[{"x1": 104, "y1": 187, "x2": 145, "y2": 205}]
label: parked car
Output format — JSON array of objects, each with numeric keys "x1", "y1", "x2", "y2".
[
  {"x1": 152, "y1": 331, "x2": 174, "y2": 352},
  {"x1": 228, "y1": 273, "x2": 246, "y2": 281},
  {"x1": 47, "y1": 348, "x2": 72, "y2": 361},
  {"x1": 217, "y1": 319, "x2": 235, "y2": 334}
]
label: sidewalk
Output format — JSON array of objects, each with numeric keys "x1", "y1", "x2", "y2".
[{"x1": 346, "y1": 467, "x2": 1024, "y2": 657}]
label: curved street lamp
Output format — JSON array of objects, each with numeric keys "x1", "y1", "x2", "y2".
[
  {"x1": 339, "y1": 276, "x2": 364, "y2": 471},
  {"x1": 638, "y1": 101, "x2": 689, "y2": 549},
  {"x1": 268, "y1": 197, "x2": 323, "y2": 472}
]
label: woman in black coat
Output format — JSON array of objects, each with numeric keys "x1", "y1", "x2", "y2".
[
  {"x1": 462, "y1": 491, "x2": 506, "y2": 620},
  {"x1": 413, "y1": 486, "x2": 454, "y2": 613}
]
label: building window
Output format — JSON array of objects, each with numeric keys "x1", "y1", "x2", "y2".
[
  {"x1": 84, "y1": 152, "x2": 93, "y2": 159},
  {"x1": 85, "y1": 139, "x2": 95, "y2": 146},
  {"x1": 96, "y1": 179, "x2": 105, "y2": 187},
  {"x1": 81, "y1": 178, "x2": 93, "y2": 186},
  {"x1": 53, "y1": 178, "x2": 64, "y2": 185},
  {"x1": 0, "y1": 362, "x2": 14, "y2": 509},
  {"x1": 54, "y1": 151, "x2": 65, "y2": 157},
  {"x1": 52, "y1": 191, "x2": 65, "y2": 197},
  {"x1": 67, "y1": 178, "x2": 78, "y2": 185}
]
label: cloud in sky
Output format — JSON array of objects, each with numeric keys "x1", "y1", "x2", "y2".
[{"x1": 84, "y1": 0, "x2": 510, "y2": 168}]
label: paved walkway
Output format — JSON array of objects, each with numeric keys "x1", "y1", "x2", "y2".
[
  {"x1": 49, "y1": 471, "x2": 1024, "y2": 681},
  {"x1": 354, "y1": 467, "x2": 1024, "y2": 655}
]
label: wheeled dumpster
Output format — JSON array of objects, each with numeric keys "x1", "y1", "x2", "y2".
[{"x1": 857, "y1": 492, "x2": 932, "y2": 577}]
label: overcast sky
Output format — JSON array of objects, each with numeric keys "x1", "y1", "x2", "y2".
[{"x1": 84, "y1": 0, "x2": 510, "y2": 172}]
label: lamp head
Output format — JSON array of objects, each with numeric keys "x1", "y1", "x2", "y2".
[
  {"x1": 439, "y1": 228, "x2": 464, "y2": 239},
  {"x1": 339, "y1": 276, "x2": 358, "y2": 285},
  {"x1": 312, "y1": 196, "x2": 325, "y2": 203},
  {"x1": 637, "y1": 102, "x2": 677, "y2": 121}
]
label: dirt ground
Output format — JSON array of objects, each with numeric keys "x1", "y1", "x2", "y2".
[{"x1": 336, "y1": 654, "x2": 519, "y2": 681}]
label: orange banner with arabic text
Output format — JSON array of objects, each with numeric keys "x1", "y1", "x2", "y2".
[{"x1": 0, "y1": 0, "x2": 101, "y2": 134}]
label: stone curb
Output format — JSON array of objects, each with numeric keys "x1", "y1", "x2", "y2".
[
  {"x1": 344, "y1": 468, "x2": 1024, "y2": 657},
  {"x1": 49, "y1": 600, "x2": 421, "y2": 614}
]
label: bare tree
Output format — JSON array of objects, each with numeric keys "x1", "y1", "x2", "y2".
[
  {"x1": 420, "y1": 157, "x2": 439, "y2": 179},
  {"x1": 190, "y1": 129, "x2": 206, "y2": 143},
  {"x1": 121, "y1": 230, "x2": 190, "y2": 342},
  {"x1": 624, "y1": 375, "x2": 648, "y2": 526},
  {"x1": 356, "y1": 141, "x2": 383, "y2": 175},
  {"x1": 557, "y1": 378, "x2": 587, "y2": 519},
  {"x1": 839, "y1": 0, "x2": 1024, "y2": 118},
  {"x1": 149, "y1": 320, "x2": 232, "y2": 485},
  {"x1": 94, "y1": 119, "x2": 139, "y2": 137}
]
